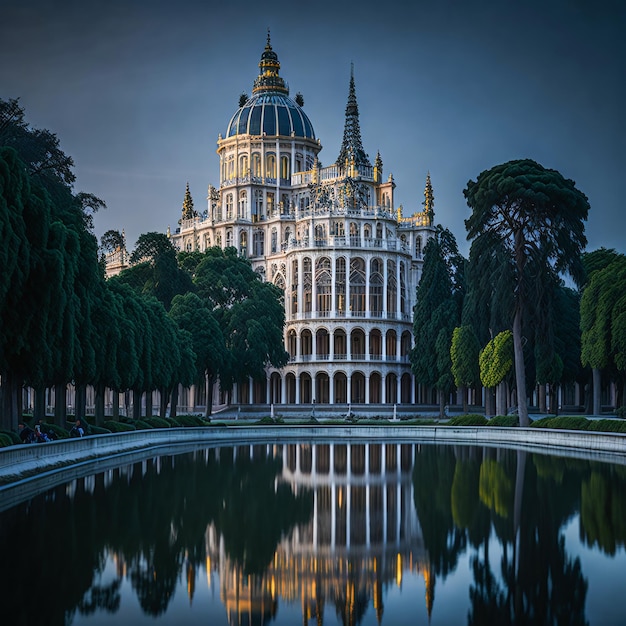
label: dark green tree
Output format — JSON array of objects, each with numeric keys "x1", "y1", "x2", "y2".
[
  {"x1": 450, "y1": 325, "x2": 481, "y2": 413},
  {"x1": 580, "y1": 255, "x2": 626, "y2": 413},
  {"x1": 100, "y1": 229, "x2": 125, "y2": 253},
  {"x1": 120, "y1": 231, "x2": 193, "y2": 310},
  {"x1": 169, "y1": 293, "x2": 225, "y2": 417},
  {"x1": 193, "y1": 247, "x2": 288, "y2": 395},
  {"x1": 464, "y1": 159, "x2": 590, "y2": 426},
  {"x1": 411, "y1": 228, "x2": 462, "y2": 416}
]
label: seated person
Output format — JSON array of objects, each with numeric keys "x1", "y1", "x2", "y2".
[
  {"x1": 69, "y1": 418, "x2": 86, "y2": 438},
  {"x1": 34, "y1": 424, "x2": 50, "y2": 443},
  {"x1": 18, "y1": 422, "x2": 35, "y2": 444}
]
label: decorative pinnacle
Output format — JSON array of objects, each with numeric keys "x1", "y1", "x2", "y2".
[
  {"x1": 423, "y1": 172, "x2": 435, "y2": 217},
  {"x1": 337, "y1": 64, "x2": 370, "y2": 169},
  {"x1": 252, "y1": 30, "x2": 288, "y2": 95}
]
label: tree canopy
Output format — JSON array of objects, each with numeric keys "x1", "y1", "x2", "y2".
[{"x1": 464, "y1": 159, "x2": 590, "y2": 425}]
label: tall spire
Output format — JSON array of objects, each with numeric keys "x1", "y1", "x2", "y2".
[
  {"x1": 423, "y1": 172, "x2": 435, "y2": 219},
  {"x1": 181, "y1": 182, "x2": 196, "y2": 220},
  {"x1": 337, "y1": 64, "x2": 370, "y2": 169},
  {"x1": 252, "y1": 29, "x2": 289, "y2": 95}
]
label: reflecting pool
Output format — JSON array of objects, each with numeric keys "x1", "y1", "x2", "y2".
[{"x1": 2, "y1": 441, "x2": 626, "y2": 625}]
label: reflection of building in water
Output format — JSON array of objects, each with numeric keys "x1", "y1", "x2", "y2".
[{"x1": 206, "y1": 443, "x2": 435, "y2": 625}]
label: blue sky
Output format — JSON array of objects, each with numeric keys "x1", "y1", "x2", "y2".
[{"x1": 2, "y1": 0, "x2": 624, "y2": 257}]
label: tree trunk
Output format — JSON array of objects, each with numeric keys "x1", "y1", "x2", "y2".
[
  {"x1": 485, "y1": 387, "x2": 495, "y2": 417},
  {"x1": 133, "y1": 390, "x2": 142, "y2": 420},
  {"x1": 592, "y1": 367, "x2": 602, "y2": 416},
  {"x1": 513, "y1": 307, "x2": 529, "y2": 427},
  {"x1": 54, "y1": 383, "x2": 67, "y2": 426},
  {"x1": 94, "y1": 384, "x2": 105, "y2": 426},
  {"x1": 34, "y1": 387, "x2": 46, "y2": 423},
  {"x1": 75, "y1": 384, "x2": 86, "y2": 421},
  {"x1": 538, "y1": 384, "x2": 547, "y2": 413},
  {"x1": 159, "y1": 387, "x2": 170, "y2": 418},
  {"x1": 438, "y1": 388, "x2": 445, "y2": 420},
  {"x1": 461, "y1": 385, "x2": 468, "y2": 414},
  {"x1": 170, "y1": 385, "x2": 179, "y2": 419},
  {"x1": 112, "y1": 392, "x2": 120, "y2": 419},
  {"x1": 496, "y1": 381, "x2": 507, "y2": 417},
  {"x1": 0, "y1": 370, "x2": 20, "y2": 430},
  {"x1": 145, "y1": 391, "x2": 153, "y2": 418},
  {"x1": 205, "y1": 373, "x2": 214, "y2": 418}
]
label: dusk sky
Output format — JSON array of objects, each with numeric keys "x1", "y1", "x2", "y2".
[{"x1": 2, "y1": 0, "x2": 624, "y2": 258}]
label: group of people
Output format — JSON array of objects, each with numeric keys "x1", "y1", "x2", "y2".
[{"x1": 18, "y1": 418, "x2": 88, "y2": 443}]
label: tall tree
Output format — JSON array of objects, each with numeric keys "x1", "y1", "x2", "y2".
[
  {"x1": 450, "y1": 325, "x2": 481, "y2": 413},
  {"x1": 411, "y1": 228, "x2": 462, "y2": 416},
  {"x1": 120, "y1": 231, "x2": 193, "y2": 310},
  {"x1": 193, "y1": 248, "x2": 288, "y2": 398},
  {"x1": 580, "y1": 255, "x2": 626, "y2": 414},
  {"x1": 464, "y1": 159, "x2": 589, "y2": 426},
  {"x1": 169, "y1": 293, "x2": 225, "y2": 417}
]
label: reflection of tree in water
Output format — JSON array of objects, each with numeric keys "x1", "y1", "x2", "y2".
[
  {"x1": 0, "y1": 445, "x2": 312, "y2": 622},
  {"x1": 209, "y1": 446, "x2": 313, "y2": 576},
  {"x1": 413, "y1": 444, "x2": 467, "y2": 577},
  {"x1": 580, "y1": 464, "x2": 626, "y2": 555},
  {"x1": 0, "y1": 476, "x2": 114, "y2": 626},
  {"x1": 468, "y1": 451, "x2": 590, "y2": 626},
  {"x1": 78, "y1": 580, "x2": 121, "y2": 615}
]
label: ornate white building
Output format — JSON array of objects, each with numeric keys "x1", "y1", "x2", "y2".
[{"x1": 169, "y1": 35, "x2": 436, "y2": 410}]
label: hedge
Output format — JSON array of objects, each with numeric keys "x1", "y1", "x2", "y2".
[{"x1": 447, "y1": 414, "x2": 488, "y2": 426}]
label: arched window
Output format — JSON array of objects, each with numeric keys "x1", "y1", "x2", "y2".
[
  {"x1": 291, "y1": 259, "x2": 298, "y2": 315},
  {"x1": 239, "y1": 231, "x2": 247, "y2": 256},
  {"x1": 216, "y1": 232, "x2": 222, "y2": 247},
  {"x1": 226, "y1": 194, "x2": 234, "y2": 219},
  {"x1": 252, "y1": 153, "x2": 261, "y2": 177},
  {"x1": 303, "y1": 257, "x2": 312, "y2": 314},
  {"x1": 350, "y1": 257, "x2": 366, "y2": 314},
  {"x1": 332, "y1": 220, "x2": 345, "y2": 237},
  {"x1": 253, "y1": 230, "x2": 264, "y2": 256},
  {"x1": 400, "y1": 261, "x2": 407, "y2": 314},
  {"x1": 239, "y1": 154, "x2": 249, "y2": 178},
  {"x1": 238, "y1": 190, "x2": 247, "y2": 219},
  {"x1": 370, "y1": 258, "x2": 383, "y2": 315},
  {"x1": 364, "y1": 224, "x2": 372, "y2": 239},
  {"x1": 349, "y1": 222, "x2": 359, "y2": 246},
  {"x1": 280, "y1": 155, "x2": 290, "y2": 179},
  {"x1": 255, "y1": 189, "x2": 263, "y2": 218},
  {"x1": 316, "y1": 257, "x2": 332, "y2": 315},
  {"x1": 387, "y1": 260, "x2": 397, "y2": 314},
  {"x1": 266, "y1": 153, "x2": 276, "y2": 178},
  {"x1": 335, "y1": 257, "x2": 346, "y2": 314},
  {"x1": 274, "y1": 271, "x2": 285, "y2": 292},
  {"x1": 225, "y1": 230, "x2": 233, "y2": 248},
  {"x1": 314, "y1": 224, "x2": 326, "y2": 244},
  {"x1": 287, "y1": 329, "x2": 297, "y2": 358},
  {"x1": 376, "y1": 223, "x2": 383, "y2": 240}
]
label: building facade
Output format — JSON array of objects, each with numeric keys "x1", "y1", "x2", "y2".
[{"x1": 169, "y1": 35, "x2": 436, "y2": 410}]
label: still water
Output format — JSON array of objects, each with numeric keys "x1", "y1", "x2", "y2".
[{"x1": 2, "y1": 441, "x2": 626, "y2": 625}]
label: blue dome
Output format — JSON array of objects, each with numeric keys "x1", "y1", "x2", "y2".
[{"x1": 226, "y1": 93, "x2": 316, "y2": 139}]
